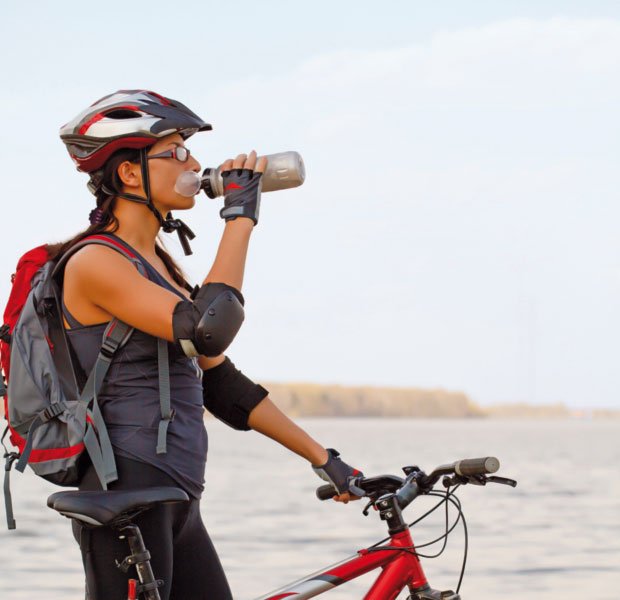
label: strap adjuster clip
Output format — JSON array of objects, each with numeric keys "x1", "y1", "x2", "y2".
[
  {"x1": 42, "y1": 403, "x2": 64, "y2": 422},
  {"x1": 100, "y1": 339, "x2": 117, "y2": 360},
  {"x1": 4, "y1": 452, "x2": 19, "y2": 472}
]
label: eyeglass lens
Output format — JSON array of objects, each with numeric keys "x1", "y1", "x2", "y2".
[{"x1": 175, "y1": 146, "x2": 189, "y2": 162}]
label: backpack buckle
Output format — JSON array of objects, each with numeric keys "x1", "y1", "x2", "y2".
[
  {"x1": 4, "y1": 451, "x2": 19, "y2": 472},
  {"x1": 42, "y1": 403, "x2": 65, "y2": 423},
  {"x1": 100, "y1": 338, "x2": 118, "y2": 360}
]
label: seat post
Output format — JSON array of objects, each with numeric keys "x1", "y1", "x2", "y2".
[{"x1": 116, "y1": 523, "x2": 163, "y2": 600}]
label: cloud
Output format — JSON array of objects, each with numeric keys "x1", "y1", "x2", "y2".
[
  {"x1": 2, "y1": 17, "x2": 618, "y2": 407},
  {"x1": 205, "y1": 17, "x2": 620, "y2": 136},
  {"x1": 185, "y1": 18, "x2": 620, "y2": 406}
]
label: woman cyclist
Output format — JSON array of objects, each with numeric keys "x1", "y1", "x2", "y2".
[{"x1": 48, "y1": 89, "x2": 363, "y2": 599}]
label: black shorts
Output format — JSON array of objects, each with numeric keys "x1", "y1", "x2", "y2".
[{"x1": 72, "y1": 455, "x2": 233, "y2": 600}]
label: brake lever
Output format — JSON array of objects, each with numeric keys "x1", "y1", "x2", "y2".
[
  {"x1": 487, "y1": 476, "x2": 518, "y2": 487},
  {"x1": 467, "y1": 474, "x2": 488, "y2": 486},
  {"x1": 362, "y1": 500, "x2": 374, "y2": 516},
  {"x1": 362, "y1": 493, "x2": 380, "y2": 516},
  {"x1": 442, "y1": 474, "x2": 518, "y2": 488},
  {"x1": 442, "y1": 474, "x2": 470, "y2": 487}
]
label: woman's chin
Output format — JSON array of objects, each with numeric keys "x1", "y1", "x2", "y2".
[{"x1": 170, "y1": 195, "x2": 198, "y2": 210}]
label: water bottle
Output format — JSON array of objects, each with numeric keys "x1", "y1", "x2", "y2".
[{"x1": 174, "y1": 151, "x2": 305, "y2": 198}]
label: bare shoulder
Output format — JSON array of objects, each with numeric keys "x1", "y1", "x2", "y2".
[
  {"x1": 64, "y1": 243, "x2": 140, "y2": 279},
  {"x1": 63, "y1": 244, "x2": 184, "y2": 341}
]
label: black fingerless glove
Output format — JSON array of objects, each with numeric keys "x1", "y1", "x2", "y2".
[
  {"x1": 220, "y1": 168, "x2": 263, "y2": 225},
  {"x1": 312, "y1": 448, "x2": 365, "y2": 496},
  {"x1": 202, "y1": 357, "x2": 268, "y2": 431}
]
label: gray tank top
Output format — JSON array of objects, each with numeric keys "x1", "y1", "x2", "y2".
[{"x1": 62, "y1": 234, "x2": 207, "y2": 499}]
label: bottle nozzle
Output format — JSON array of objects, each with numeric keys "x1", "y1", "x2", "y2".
[{"x1": 174, "y1": 171, "x2": 202, "y2": 197}]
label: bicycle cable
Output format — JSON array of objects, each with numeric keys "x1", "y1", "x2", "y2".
[
  {"x1": 365, "y1": 492, "x2": 462, "y2": 558},
  {"x1": 455, "y1": 497, "x2": 468, "y2": 594},
  {"x1": 363, "y1": 484, "x2": 469, "y2": 592},
  {"x1": 411, "y1": 490, "x2": 462, "y2": 555},
  {"x1": 367, "y1": 484, "x2": 462, "y2": 551}
]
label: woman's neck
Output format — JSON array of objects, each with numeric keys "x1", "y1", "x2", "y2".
[{"x1": 106, "y1": 197, "x2": 164, "y2": 256}]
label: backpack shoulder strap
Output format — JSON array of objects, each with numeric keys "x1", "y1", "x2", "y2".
[
  {"x1": 43, "y1": 234, "x2": 152, "y2": 485},
  {"x1": 51, "y1": 233, "x2": 148, "y2": 281},
  {"x1": 53, "y1": 234, "x2": 174, "y2": 455}
]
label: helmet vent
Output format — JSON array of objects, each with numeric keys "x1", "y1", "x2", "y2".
[{"x1": 106, "y1": 109, "x2": 140, "y2": 119}]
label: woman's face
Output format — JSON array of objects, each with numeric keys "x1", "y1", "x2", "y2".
[{"x1": 142, "y1": 132, "x2": 202, "y2": 212}]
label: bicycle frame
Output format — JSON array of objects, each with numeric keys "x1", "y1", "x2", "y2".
[{"x1": 255, "y1": 528, "x2": 433, "y2": 600}]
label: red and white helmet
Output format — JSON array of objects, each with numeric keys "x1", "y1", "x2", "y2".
[{"x1": 60, "y1": 89, "x2": 212, "y2": 173}]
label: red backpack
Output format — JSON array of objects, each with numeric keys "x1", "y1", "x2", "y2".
[
  {"x1": 0, "y1": 234, "x2": 175, "y2": 529},
  {"x1": 0, "y1": 244, "x2": 49, "y2": 418}
]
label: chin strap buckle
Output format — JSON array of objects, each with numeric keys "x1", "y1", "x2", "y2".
[{"x1": 162, "y1": 216, "x2": 196, "y2": 256}]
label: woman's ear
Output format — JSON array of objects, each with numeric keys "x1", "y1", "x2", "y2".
[{"x1": 117, "y1": 160, "x2": 142, "y2": 190}]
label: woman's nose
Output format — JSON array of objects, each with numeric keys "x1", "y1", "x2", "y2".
[{"x1": 189, "y1": 154, "x2": 201, "y2": 172}]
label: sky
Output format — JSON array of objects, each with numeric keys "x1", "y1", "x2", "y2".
[{"x1": 1, "y1": 1, "x2": 618, "y2": 408}]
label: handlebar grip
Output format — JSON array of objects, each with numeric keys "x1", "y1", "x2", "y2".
[
  {"x1": 455, "y1": 457, "x2": 499, "y2": 476},
  {"x1": 316, "y1": 484, "x2": 338, "y2": 501}
]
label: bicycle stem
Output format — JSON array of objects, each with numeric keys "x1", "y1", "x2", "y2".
[{"x1": 376, "y1": 491, "x2": 411, "y2": 534}]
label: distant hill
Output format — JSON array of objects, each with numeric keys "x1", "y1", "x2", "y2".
[
  {"x1": 245, "y1": 383, "x2": 620, "y2": 419},
  {"x1": 261, "y1": 382, "x2": 485, "y2": 418}
]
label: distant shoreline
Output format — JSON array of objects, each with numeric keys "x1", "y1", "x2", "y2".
[{"x1": 255, "y1": 382, "x2": 619, "y2": 419}]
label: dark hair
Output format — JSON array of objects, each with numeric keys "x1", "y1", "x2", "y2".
[{"x1": 46, "y1": 148, "x2": 191, "y2": 288}]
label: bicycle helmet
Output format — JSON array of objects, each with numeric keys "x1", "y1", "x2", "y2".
[
  {"x1": 60, "y1": 90, "x2": 213, "y2": 255},
  {"x1": 60, "y1": 89, "x2": 211, "y2": 172}
]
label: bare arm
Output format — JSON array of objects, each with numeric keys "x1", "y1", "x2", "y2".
[
  {"x1": 197, "y1": 218, "x2": 252, "y2": 371},
  {"x1": 247, "y1": 397, "x2": 329, "y2": 465},
  {"x1": 202, "y1": 149, "x2": 265, "y2": 290},
  {"x1": 197, "y1": 150, "x2": 266, "y2": 368},
  {"x1": 202, "y1": 218, "x2": 253, "y2": 290},
  {"x1": 247, "y1": 398, "x2": 356, "y2": 503}
]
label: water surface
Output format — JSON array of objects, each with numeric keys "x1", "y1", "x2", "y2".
[{"x1": 1, "y1": 418, "x2": 618, "y2": 599}]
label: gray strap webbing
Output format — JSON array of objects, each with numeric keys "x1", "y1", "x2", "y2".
[
  {"x1": 89, "y1": 393, "x2": 117, "y2": 485},
  {"x1": 3, "y1": 453, "x2": 17, "y2": 529},
  {"x1": 15, "y1": 413, "x2": 45, "y2": 473},
  {"x1": 77, "y1": 319, "x2": 134, "y2": 486},
  {"x1": 3, "y1": 424, "x2": 18, "y2": 530},
  {"x1": 156, "y1": 339, "x2": 173, "y2": 455},
  {"x1": 83, "y1": 423, "x2": 109, "y2": 491}
]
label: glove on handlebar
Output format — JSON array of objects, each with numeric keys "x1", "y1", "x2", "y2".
[
  {"x1": 312, "y1": 448, "x2": 365, "y2": 496},
  {"x1": 220, "y1": 168, "x2": 263, "y2": 225}
]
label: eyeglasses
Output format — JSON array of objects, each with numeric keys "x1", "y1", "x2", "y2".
[{"x1": 146, "y1": 146, "x2": 191, "y2": 162}]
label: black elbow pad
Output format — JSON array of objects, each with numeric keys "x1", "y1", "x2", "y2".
[
  {"x1": 202, "y1": 357, "x2": 268, "y2": 430},
  {"x1": 173, "y1": 283, "x2": 245, "y2": 357}
]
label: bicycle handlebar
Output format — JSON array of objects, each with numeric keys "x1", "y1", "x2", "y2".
[
  {"x1": 452, "y1": 457, "x2": 499, "y2": 477},
  {"x1": 315, "y1": 456, "x2": 502, "y2": 503}
]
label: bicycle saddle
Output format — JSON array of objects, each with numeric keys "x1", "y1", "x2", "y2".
[{"x1": 47, "y1": 487, "x2": 189, "y2": 527}]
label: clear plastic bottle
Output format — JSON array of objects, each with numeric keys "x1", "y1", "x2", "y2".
[{"x1": 174, "y1": 151, "x2": 306, "y2": 198}]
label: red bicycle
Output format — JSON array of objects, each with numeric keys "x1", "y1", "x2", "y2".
[{"x1": 47, "y1": 456, "x2": 516, "y2": 599}]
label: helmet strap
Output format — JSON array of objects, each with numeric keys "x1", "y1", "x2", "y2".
[
  {"x1": 110, "y1": 148, "x2": 197, "y2": 256},
  {"x1": 161, "y1": 216, "x2": 196, "y2": 256}
]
